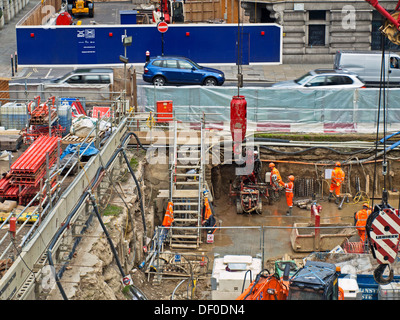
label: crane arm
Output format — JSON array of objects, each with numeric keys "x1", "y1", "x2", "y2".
[
  {"x1": 365, "y1": 0, "x2": 400, "y2": 45},
  {"x1": 365, "y1": 0, "x2": 400, "y2": 29}
]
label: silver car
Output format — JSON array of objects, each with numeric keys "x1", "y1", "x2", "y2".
[{"x1": 271, "y1": 69, "x2": 365, "y2": 89}]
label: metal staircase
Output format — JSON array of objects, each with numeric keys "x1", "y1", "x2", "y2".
[{"x1": 169, "y1": 120, "x2": 205, "y2": 249}]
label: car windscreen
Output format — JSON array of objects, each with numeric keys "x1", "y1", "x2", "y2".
[
  {"x1": 295, "y1": 73, "x2": 313, "y2": 85},
  {"x1": 54, "y1": 71, "x2": 75, "y2": 83},
  {"x1": 185, "y1": 58, "x2": 201, "y2": 69}
]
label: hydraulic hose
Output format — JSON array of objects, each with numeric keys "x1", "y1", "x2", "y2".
[
  {"x1": 242, "y1": 269, "x2": 270, "y2": 300},
  {"x1": 121, "y1": 131, "x2": 148, "y2": 151}
]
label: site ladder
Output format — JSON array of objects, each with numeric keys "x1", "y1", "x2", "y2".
[{"x1": 169, "y1": 118, "x2": 205, "y2": 249}]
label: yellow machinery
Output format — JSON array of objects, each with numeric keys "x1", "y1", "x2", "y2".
[{"x1": 66, "y1": 0, "x2": 94, "y2": 18}]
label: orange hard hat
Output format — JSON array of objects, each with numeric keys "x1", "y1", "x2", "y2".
[
  {"x1": 335, "y1": 162, "x2": 341, "y2": 167},
  {"x1": 269, "y1": 162, "x2": 275, "y2": 168},
  {"x1": 289, "y1": 175, "x2": 295, "y2": 181},
  {"x1": 362, "y1": 202, "x2": 369, "y2": 208}
]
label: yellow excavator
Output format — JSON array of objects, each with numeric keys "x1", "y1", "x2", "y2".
[{"x1": 65, "y1": 0, "x2": 94, "y2": 18}]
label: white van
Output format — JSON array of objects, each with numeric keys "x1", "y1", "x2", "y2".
[{"x1": 334, "y1": 50, "x2": 400, "y2": 85}]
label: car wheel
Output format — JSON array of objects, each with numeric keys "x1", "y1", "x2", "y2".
[
  {"x1": 204, "y1": 77, "x2": 217, "y2": 86},
  {"x1": 153, "y1": 76, "x2": 166, "y2": 86}
]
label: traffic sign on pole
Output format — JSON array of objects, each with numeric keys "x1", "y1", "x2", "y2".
[{"x1": 157, "y1": 21, "x2": 168, "y2": 33}]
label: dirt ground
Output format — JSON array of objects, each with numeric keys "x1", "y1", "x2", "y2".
[
  {"x1": 42, "y1": 134, "x2": 400, "y2": 300},
  {"x1": 127, "y1": 136, "x2": 400, "y2": 300}
]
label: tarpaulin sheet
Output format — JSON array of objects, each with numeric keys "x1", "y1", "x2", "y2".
[
  {"x1": 137, "y1": 86, "x2": 400, "y2": 133},
  {"x1": 60, "y1": 143, "x2": 99, "y2": 160}
]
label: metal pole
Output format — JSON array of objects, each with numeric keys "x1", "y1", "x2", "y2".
[
  {"x1": 49, "y1": 100, "x2": 52, "y2": 137},
  {"x1": 124, "y1": 30, "x2": 127, "y2": 114},
  {"x1": 161, "y1": 33, "x2": 164, "y2": 56},
  {"x1": 315, "y1": 213, "x2": 320, "y2": 251},
  {"x1": 95, "y1": 111, "x2": 100, "y2": 149},
  {"x1": 56, "y1": 140, "x2": 60, "y2": 198},
  {"x1": 14, "y1": 51, "x2": 18, "y2": 73},
  {"x1": 46, "y1": 152, "x2": 52, "y2": 209},
  {"x1": 10, "y1": 54, "x2": 14, "y2": 77}
]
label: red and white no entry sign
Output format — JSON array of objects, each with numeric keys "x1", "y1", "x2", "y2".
[{"x1": 157, "y1": 21, "x2": 168, "y2": 33}]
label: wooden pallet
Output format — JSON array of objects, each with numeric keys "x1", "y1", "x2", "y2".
[{"x1": 62, "y1": 131, "x2": 104, "y2": 145}]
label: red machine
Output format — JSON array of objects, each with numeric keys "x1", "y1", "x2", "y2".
[
  {"x1": 237, "y1": 261, "x2": 344, "y2": 300},
  {"x1": 237, "y1": 271, "x2": 289, "y2": 300},
  {"x1": 153, "y1": 0, "x2": 171, "y2": 23},
  {"x1": 55, "y1": 11, "x2": 73, "y2": 25},
  {"x1": 152, "y1": 0, "x2": 185, "y2": 23},
  {"x1": 365, "y1": 0, "x2": 400, "y2": 44},
  {"x1": 230, "y1": 179, "x2": 264, "y2": 214},
  {"x1": 230, "y1": 95, "x2": 247, "y2": 155}
]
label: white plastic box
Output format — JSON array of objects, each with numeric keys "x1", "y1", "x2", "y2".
[
  {"x1": 338, "y1": 278, "x2": 362, "y2": 300},
  {"x1": 211, "y1": 255, "x2": 262, "y2": 300}
]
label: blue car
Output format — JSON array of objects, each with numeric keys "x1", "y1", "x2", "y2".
[{"x1": 143, "y1": 56, "x2": 225, "y2": 86}]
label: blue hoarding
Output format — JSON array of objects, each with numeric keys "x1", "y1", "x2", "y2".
[{"x1": 16, "y1": 23, "x2": 282, "y2": 65}]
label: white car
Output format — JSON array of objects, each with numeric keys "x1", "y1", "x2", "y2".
[
  {"x1": 271, "y1": 69, "x2": 365, "y2": 89},
  {"x1": 50, "y1": 68, "x2": 113, "y2": 85}
]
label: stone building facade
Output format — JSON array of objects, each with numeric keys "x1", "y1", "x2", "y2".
[{"x1": 240, "y1": 0, "x2": 399, "y2": 63}]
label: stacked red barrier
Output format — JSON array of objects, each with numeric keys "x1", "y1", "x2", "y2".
[{"x1": 0, "y1": 136, "x2": 61, "y2": 205}]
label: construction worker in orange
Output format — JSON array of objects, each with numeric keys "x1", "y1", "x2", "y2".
[
  {"x1": 269, "y1": 162, "x2": 284, "y2": 190},
  {"x1": 285, "y1": 175, "x2": 295, "y2": 216},
  {"x1": 329, "y1": 162, "x2": 345, "y2": 204},
  {"x1": 355, "y1": 202, "x2": 371, "y2": 243},
  {"x1": 202, "y1": 190, "x2": 217, "y2": 235},
  {"x1": 160, "y1": 201, "x2": 174, "y2": 241}
]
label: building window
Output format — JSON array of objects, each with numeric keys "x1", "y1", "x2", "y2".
[
  {"x1": 309, "y1": 10, "x2": 326, "y2": 20},
  {"x1": 308, "y1": 24, "x2": 326, "y2": 46}
]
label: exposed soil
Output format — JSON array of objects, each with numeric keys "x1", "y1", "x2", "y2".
[{"x1": 47, "y1": 134, "x2": 400, "y2": 300}]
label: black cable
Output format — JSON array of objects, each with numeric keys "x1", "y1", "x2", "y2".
[
  {"x1": 47, "y1": 132, "x2": 149, "y2": 300},
  {"x1": 258, "y1": 145, "x2": 373, "y2": 156},
  {"x1": 122, "y1": 131, "x2": 148, "y2": 151},
  {"x1": 89, "y1": 192, "x2": 146, "y2": 300},
  {"x1": 121, "y1": 149, "x2": 147, "y2": 239},
  {"x1": 372, "y1": 34, "x2": 386, "y2": 209}
]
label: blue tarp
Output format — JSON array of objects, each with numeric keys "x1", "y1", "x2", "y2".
[{"x1": 60, "y1": 143, "x2": 99, "y2": 160}]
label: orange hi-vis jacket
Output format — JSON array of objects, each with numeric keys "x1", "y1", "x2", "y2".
[
  {"x1": 355, "y1": 208, "x2": 371, "y2": 231},
  {"x1": 271, "y1": 167, "x2": 284, "y2": 187},
  {"x1": 285, "y1": 181, "x2": 294, "y2": 194},
  {"x1": 331, "y1": 167, "x2": 345, "y2": 186},
  {"x1": 162, "y1": 202, "x2": 174, "y2": 228},
  {"x1": 284, "y1": 181, "x2": 294, "y2": 207},
  {"x1": 203, "y1": 198, "x2": 212, "y2": 223}
]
